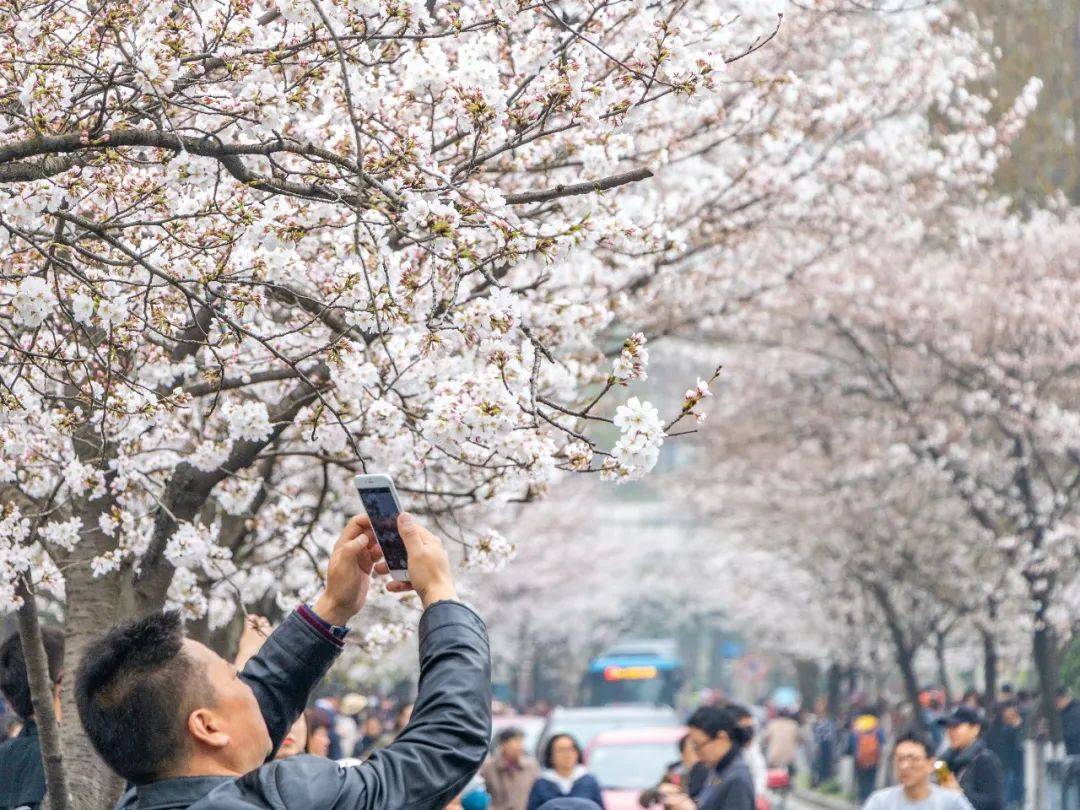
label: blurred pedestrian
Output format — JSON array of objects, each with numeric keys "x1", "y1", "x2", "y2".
[
  {"x1": 276, "y1": 712, "x2": 309, "y2": 760},
  {"x1": 986, "y1": 702, "x2": 1023, "y2": 810},
  {"x1": 337, "y1": 692, "x2": 367, "y2": 755},
  {"x1": 527, "y1": 734, "x2": 604, "y2": 810},
  {"x1": 353, "y1": 713, "x2": 385, "y2": 759},
  {"x1": 305, "y1": 707, "x2": 333, "y2": 757},
  {"x1": 960, "y1": 690, "x2": 983, "y2": 711},
  {"x1": 0, "y1": 625, "x2": 64, "y2": 810},
  {"x1": 1057, "y1": 687, "x2": 1080, "y2": 756},
  {"x1": 810, "y1": 697, "x2": 837, "y2": 786},
  {"x1": 730, "y1": 704, "x2": 768, "y2": 797},
  {"x1": 662, "y1": 705, "x2": 755, "y2": 810},
  {"x1": 863, "y1": 731, "x2": 973, "y2": 810},
  {"x1": 850, "y1": 710, "x2": 886, "y2": 804},
  {"x1": 376, "y1": 701, "x2": 414, "y2": 749},
  {"x1": 938, "y1": 706, "x2": 1003, "y2": 810},
  {"x1": 763, "y1": 708, "x2": 800, "y2": 777},
  {"x1": 482, "y1": 726, "x2": 540, "y2": 810}
]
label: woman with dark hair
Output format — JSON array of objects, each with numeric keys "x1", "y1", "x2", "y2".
[
  {"x1": 305, "y1": 707, "x2": 333, "y2": 757},
  {"x1": 663, "y1": 706, "x2": 755, "y2": 810},
  {"x1": 526, "y1": 734, "x2": 605, "y2": 810},
  {"x1": 727, "y1": 704, "x2": 768, "y2": 798}
]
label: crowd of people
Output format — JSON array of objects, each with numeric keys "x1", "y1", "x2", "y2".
[{"x1": 0, "y1": 513, "x2": 1078, "y2": 810}]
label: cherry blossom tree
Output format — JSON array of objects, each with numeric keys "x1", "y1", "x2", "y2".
[{"x1": 0, "y1": 0, "x2": 1044, "y2": 804}]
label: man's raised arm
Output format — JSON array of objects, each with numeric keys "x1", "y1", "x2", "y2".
[{"x1": 240, "y1": 515, "x2": 382, "y2": 753}]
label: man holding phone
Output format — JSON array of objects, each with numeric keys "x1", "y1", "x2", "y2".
[{"x1": 74, "y1": 512, "x2": 491, "y2": 810}]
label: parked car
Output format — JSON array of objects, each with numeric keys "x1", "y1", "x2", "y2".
[
  {"x1": 538, "y1": 705, "x2": 681, "y2": 758},
  {"x1": 490, "y1": 714, "x2": 546, "y2": 755},
  {"x1": 585, "y1": 727, "x2": 686, "y2": 810}
]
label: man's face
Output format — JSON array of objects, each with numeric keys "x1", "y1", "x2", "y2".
[
  {"x1": 501, "y1": 735, "x2": 524, "y2": 762},
  {"x1": 184, "y1": 640, "x2": 271, "y2": 772},
  {"x1": 1002, "y1": 706, "x2": 1021, "y2": 726},
  {"x1": 893, "y1": 741, "x2": 932, "y2": 790},
  {"x1": 1057, "y1": 694, "x2": 1071, "y2": 711},
  {"x1": 946, "y1": 722, "x2": 980, "y2": 751}
]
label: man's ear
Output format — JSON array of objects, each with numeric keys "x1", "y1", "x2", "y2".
[{"x1": 188, "y1": 708, "x2": 230, "y2": 749}]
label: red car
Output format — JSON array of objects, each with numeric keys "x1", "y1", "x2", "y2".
[{"x1": 584, "y1": 727, "x2": 686, "y2": 810}]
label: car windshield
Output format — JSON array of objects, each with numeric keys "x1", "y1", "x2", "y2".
[
  {"x1": 547, "y1": 713, "x2": 677, "y2": 750},
  {"x1": 589, "y1": 742, "x2": 678, "y2": 790}
]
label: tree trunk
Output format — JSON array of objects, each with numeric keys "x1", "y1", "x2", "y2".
[
  {"x1": 868, "y1": 581, "x2": 926, "y2": 732},
  {"x1": 1032, "y1": 615, "x2": 1063, "y2": 745},
  {"x1": 60, "y1": 552, "x2": 127, "y2": 809},
  {"x1": 935, "y1": 632, "x2": 952, "y2": 706},
  {"x1": 826, "y1": 662, "x2": 843, "y2": 717},
  {"x1": 16, "y1": 577, "x2": 72, "y2": 810},
  {"x1": 795, "y1": 658, "x2": 821, "y2": 711},
  {"x1": 981, "y1": 627, "x2": 998, "y2": 709}
]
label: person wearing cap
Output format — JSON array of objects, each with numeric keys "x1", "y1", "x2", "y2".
[
  {"x1": 938, "y1": 705, "x2": 1004, "y2": 810},
  {"x1": 482, "y1": 726, "x2": 541, "y2": 810}
]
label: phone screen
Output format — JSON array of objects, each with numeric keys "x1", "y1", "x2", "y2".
[{"x1": 359, "y1": 488, "x2": 409, "y2": 572}]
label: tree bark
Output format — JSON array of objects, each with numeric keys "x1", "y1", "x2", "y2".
[
  {"x1": 935, "y1": 631, "x2": 952, "y2": 706},
  {"x1": 795, "y1": 658, "x2": 821, "y2": 711},
  {"x1": 981, "y1": 627, "x2": 998, "y2": 709},
  {"x1": 826, "y1": 662, "x2": 843, "y2": 717},
  {"x1": 867, "y1": 581, "x2": 926, "y2": 732},
  {"x1": 1032, "y1": 613, "x2": 1063, "y2": 745},
  {"x1": 15, "y1": 577, "x2": 72, "y2": 810}
]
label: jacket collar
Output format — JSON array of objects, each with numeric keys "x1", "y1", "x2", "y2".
[{"x1": 130, "y1": 775, "x2": 234, "y2": 809}]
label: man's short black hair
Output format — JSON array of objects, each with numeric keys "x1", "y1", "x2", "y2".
[
  {"x1": 893, "y1": 730, "x2": 934, "y2": 758},
  {"x1": 75, "y1": 611, "x2": 209, "y2": 784},
  {"x1": 0, "y1": 625, "x2": 65, "y2": 720},
  {"x1": 497, "y1": 726, "x2": 525, "y2": 745}
]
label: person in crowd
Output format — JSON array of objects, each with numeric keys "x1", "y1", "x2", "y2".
[
  {"x1": 276, "y1": 711, "x2": 309, "y2": 760},
  {"x1": 1058, "y1": 687, "x2": 1080, "y2": 756},
  {"x1": 337, "y1": 692, "x2": 367, "y2": 756},
  {"x1": 376, "y1": 701, "x2": 415, "y2": 750},
  {"x1": 73, "y1": 513, "x2": 491, "y2": 809},
  {"x1": 729, "y1": 704, "x2": 768, "y2": 798},
  {"x1": 447, "y1": 776, "x2": 493, "y2": 810},
  {"x1": 482, "y1": 726, "x2": 540, "y2": 810},
  {"x1": 810, "y1": 697, "x2": 837, "y2": 787},
  {"x1": 996, "y1": 685, "x2": 1015, "y2": 704},
  {"x1": 0, "y1": 625, "x2": 64, "y2": 810},
  {"x1": 938, "y1": 705, "x2": 1004, "y2": 810},
  {"x1": 660, "y1": 705, "x2": 755, "y2": 810},
  {"x1": 305, "y1": 707, "x2": 334, "y2": 757},
  {"x1": 527, "y1": 734, "x2": 605, "y2": 810},
  {"x1": 921, "y1": 695, "x2": 945, "y2": 751},
  {"x1": 353, "y1": 713, "x2": 385, "y2": 759},
  {"x1": 850, "y1": 709, "x2": 886, "y2": 804},
  {"x1": 960, "y1": 690, "x2": 983, "y2": 711},
  {"x1": 663, "y1": 734, "x2": 700, "y2": 791},
  {"x1": 986, "y1": 702, "x2": 1023, "y2": 810},
  {"x1": 862, "y1": 731, "x2": 974, "y2": 810},
  {"x1": 762, "y1": 708, "x2": 800, "y2": 777}
]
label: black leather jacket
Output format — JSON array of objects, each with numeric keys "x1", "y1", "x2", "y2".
[
  {"x1": 943, "y1": 739, "x2": 1003, "y2": 810},
  {"x1": 116, "y1": 600, "x2": 491, "y2": 809}
]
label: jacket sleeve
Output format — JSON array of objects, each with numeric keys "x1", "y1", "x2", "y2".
[
  {"x1": 309, "y1": 600, "x2": 492, "y2": 810},
  {"x1": 239, "y1": 607, "x2": 343, "y2": 756},
  {"x1": 526, "y1": 781, "x2": 547, "y2": 810},
  {"x1": 961, "y1": 755, "x2": 1004, "y2": 810}
]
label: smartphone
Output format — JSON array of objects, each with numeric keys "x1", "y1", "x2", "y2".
[{"x1": 353, "y1": 474, "x2": 409, "y2": 581}]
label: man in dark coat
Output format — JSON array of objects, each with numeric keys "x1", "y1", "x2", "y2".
[
  {"x1": 74, "y1": 513, "x2": 491, "y2": 810},
  {"x1": 939, "y1": 706, "x2": 1004, "y2": 810},
  {"x1": 0, "y1": 624, "x2": 64, "y2": 810},
  {"x1": 1058, "y1": 687, "x2": 1080, "y2": 756}
]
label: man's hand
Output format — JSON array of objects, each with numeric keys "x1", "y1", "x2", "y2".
[
  {"x1": 660, "y1": 791, "x2": 696, "y2": 810},
  {"x1": 234, "y1": 615, "x2": 271, "y2": 668},
  {"x1": 939, "y1": 772, "x2": 962, "y2": 793},
  {"x1": 375, "y1": 513, "x2": 457, "y2": 608},
  {"x1": 313, "y1": 515, "x2": 384, "y2": 626}
]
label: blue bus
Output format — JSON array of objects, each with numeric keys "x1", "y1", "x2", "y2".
[{"x1": 581, "y1": 639, "x2": 685, "y2": 707}]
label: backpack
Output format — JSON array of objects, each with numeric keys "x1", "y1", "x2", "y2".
[{"x1": 855, "y1": 729, "x2": 881, "y2": 769}]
